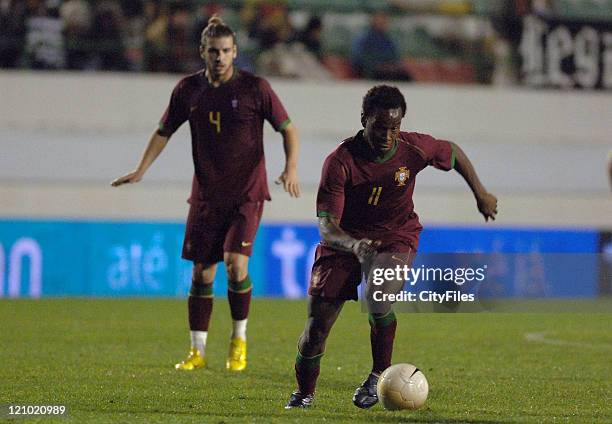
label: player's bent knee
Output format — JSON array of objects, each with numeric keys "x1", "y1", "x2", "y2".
[
  {"x1": 193, "y1": 263, "x2": 216, "y2": 285},
  {"x1": 225, "y1": 262, "x2": 248, "y2": 282},
  {"x1": 224, "y1": 253, "x2": 249, "y2": 281},
  {"x1": 302, "y1": 324, "x2": 330, "y2": 352},
  {"x1": 189, "y1": 265, "x2": 214, "y2": 296},
  {"x1": 298, "y1": 332, "x2": 326, "y2": 357}
]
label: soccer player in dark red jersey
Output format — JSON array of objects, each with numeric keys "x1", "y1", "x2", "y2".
[
  {"x1": 112, "y1": 16, "x2": 300, "y2": 372},
  {"x1": 285, "y1": 85, "x2": 497, "y2": 409}
]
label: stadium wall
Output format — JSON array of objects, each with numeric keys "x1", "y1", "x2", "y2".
[
  {"x1": 1, "y1": 71, "x2": 611, "y2": 144},
  {"x1": 0, "y1": 71, "x2": 610, "y2": 226},
  {"x1": 0, "y1": 71, "x2": 610, "y2": 298}
]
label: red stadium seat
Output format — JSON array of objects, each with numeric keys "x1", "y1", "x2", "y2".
[
  {"x1": 322, "y1": 55, "x2": 357, "y2": 80},
  {"x1": 403, "y1": 58, "x2": 476, "y2": 83}
]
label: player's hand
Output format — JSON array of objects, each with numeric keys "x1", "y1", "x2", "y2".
[
  {"x1": 275, "y1": 167, "x2": 301, "y2": 198},
  {"x1": 111, "y1": 171, "x2": 143, "y2": 187},
  {"x1": 477, "y1": 192, "x2": 498, "y2": 222},
  {"x1": 351, "y1": 239, "x2": 381, "y2": 263}
]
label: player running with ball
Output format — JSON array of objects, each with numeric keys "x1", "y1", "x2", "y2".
[{"x1": 286, "y1": 85, "x2": 497, "y2": 409}]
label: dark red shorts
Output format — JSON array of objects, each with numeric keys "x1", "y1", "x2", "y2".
[
  {"x1": 308, "y1": 241, "x2": 415, "y2": 301},
  {"x1": 182, "y1": 201, "x2": 264, "y2": 264}
]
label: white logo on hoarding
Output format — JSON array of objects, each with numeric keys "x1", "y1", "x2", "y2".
[
  {"x1": 106, "y1": 233, "x2": 168, "y2": 292},
  {"x1": 271, "y1": 228, "x2": 306, "y2": 299},
  {"x1": 0, "y1": 238, "x2": 43, "y2": 298}
]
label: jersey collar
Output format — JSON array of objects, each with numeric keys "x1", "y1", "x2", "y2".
[
  {"x1": 356, "y1": 130, "x2": 399, "y2": 164},
  {"x1": 374, "y1": 140, "x2": 398, "y2": 163},
  {"x1": 203, "y1": 67, "x2": 238, "y2": 87}
]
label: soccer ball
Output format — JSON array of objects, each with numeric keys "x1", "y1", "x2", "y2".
[{"x1": 377, "y1": 363, "x2": 429, "y2": 410}]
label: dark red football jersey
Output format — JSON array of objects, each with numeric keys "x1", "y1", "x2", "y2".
[
  {"x1": 158, "y1": 69, "x2": 290, "y2": 205},
  {"x1": 316, "y1": 131, "x2": 454, "y2": 250}
]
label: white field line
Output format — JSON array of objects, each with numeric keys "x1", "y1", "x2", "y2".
[{"x1": 525, "y1": 332, "x2": 612, "y2": 350}]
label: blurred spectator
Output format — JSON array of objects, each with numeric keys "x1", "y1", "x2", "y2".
[
  {"x1": 24, "y1": 0, "x2": 66, "y2": 69},
  {"x1": 257, "y1": 41, "x2": 332, "y2": 80},
  {"x1": 247, "y1": 1, "x2": 297, "y2": 77},
  {"x1": 120, "y1": 0, "x2": 143, "y2": 18},
  {"x1": 491, "y1": 37, "x2": 517, "y2": 86},
  {"x1": 489, "y1": 1, "x2": 525, "y2": 85},
  {"x1": 192, "y1": 2, "x2": 224, "y2": 47},
  {"x1": 0, "y1": 0, "x2": 26, "y2": 68},
  {"x1": 90, "y1": 1, "x2": 128, "y2": 71},
  {"x1": 166, "y1": 4, "x2": 196, "y2": 73},
  {"x1": 60, "y1": 0, "x2": 91, "y2": 70},
  {"x1": 241, "y1": 1, "x2": 294, "y2": 51},
  {"x1": 531, "y1": 0, "x2": 555, "y2": 18},
  {"x1": 120, "y1": 0, "x2": 146, "y2": 71},
  {"x1": 143, "y1": 1, "x2": 168, "y2": 72},
  {"x1": 255, "y1": 10, "x2": 331, "y2": 79},
  {"x1": 294, "y1": 16, "x2": 323, "y2": 60},
  {"x1": 390, "y1": 0, "x2": 473, "y2": 14},
  {"x1": 0, "y1": 0, "x2": 537, "y2": 85},
  {"x1": 143, "y1": 2, "x2": 200, "y2": 73},
  {"x1": 260, "y1": 10, "x2": 293, "y2": 51},
  {"x1": 350, "y1": 11, "x2": 412, "y2": 81}
]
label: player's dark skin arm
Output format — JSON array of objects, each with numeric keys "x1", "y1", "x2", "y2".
[
  {"x1": 319, "y1": 216, "x2": 380, "y2": 262},
  {"x1": 450, "y1": 142, "x2": 498, "y2": 221}
]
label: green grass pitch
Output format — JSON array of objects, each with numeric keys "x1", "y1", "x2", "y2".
[{"x1": 1, "y1": 299, "x2": 611, "y2": 423}]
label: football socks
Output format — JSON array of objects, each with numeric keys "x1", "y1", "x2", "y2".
[
  {"x1": 228, "y1": 275, "x2": 252, "y2": 321},
  {"x1": 294, "y1": 350, "x2": 323, "y2": 395},
  {"x1": 188, "y1": 282, "x2": 213, "y2": 333},
  {"x1": 369, "y1": 310, "x2": 397, "y2": 374}
]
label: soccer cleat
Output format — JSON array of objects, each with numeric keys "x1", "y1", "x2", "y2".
[
  {"x1": 226, "y1": 337, "x2": 247, "y2": 371},
  {"x1": 352, "y1": 373, "x2": 379, "y2": 409},
  {"x1": 285, "y1": 391, "x2": 314, "y2": 409},
  {"x1": 174, "y1": 348, "x2": 206, "y2": 370}
]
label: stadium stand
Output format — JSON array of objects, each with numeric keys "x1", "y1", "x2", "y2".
[{"x1": 2, "y1": 0, "x2": 611, "y2": 85}]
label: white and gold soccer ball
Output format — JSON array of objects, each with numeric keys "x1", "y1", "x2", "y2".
[{"x1": 377, "y1": 363, "x2": 429, "y2": 410}]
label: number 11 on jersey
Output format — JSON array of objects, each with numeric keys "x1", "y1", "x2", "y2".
[{"x1": 368, "y1": 186, "x2": 383, "y2": 205}]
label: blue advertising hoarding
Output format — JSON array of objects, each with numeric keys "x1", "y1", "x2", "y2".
[{"x1": 0, "y1": 219, "x2": 601, "y2": 298}]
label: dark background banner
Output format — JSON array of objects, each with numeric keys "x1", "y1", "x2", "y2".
[{"x1": 519, "y1": 15, "x2": 612, "y2": 89}]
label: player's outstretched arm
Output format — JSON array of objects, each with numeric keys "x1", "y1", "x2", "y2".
[
  {"x1": 111, "y1": 131, "x2": 169, "y2": 187},
  {"x1": 275, "y1": 122, "x2": 301, "y2": 198},
  {"x1": 319, "y1": 216, "x2": 380, "y2": 262},
  {"x1": 450, "y1": 142, "x2": 498, "y2": 222}
]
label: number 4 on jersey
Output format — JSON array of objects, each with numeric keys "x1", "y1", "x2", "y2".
[{"x1": 209, "y1": 111, "x2": 221, "y2": 133}]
